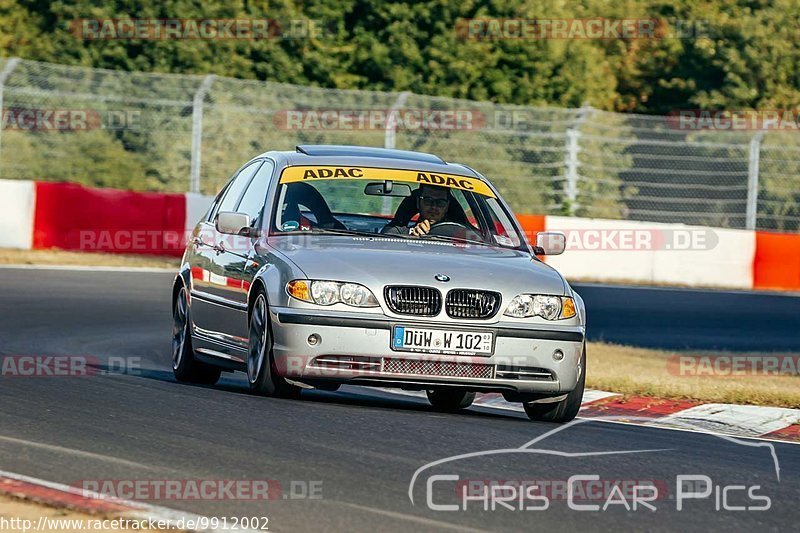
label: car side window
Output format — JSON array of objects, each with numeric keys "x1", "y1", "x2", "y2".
[
  {"x1": 235, "y1": 159, "x2": 275, "y2": 226},
  {"x1": 204, "y1": 183, "x2": 230, "y2": 223},
  {"x1": 484, "y1": 197, "x2": 522, "y2": 247},
  {"x1": 450, "y1": 189, "x2": 479, "y2": 228},
  {"x1": 210, "y1": 160, "x2": 263, "y2": 221}
]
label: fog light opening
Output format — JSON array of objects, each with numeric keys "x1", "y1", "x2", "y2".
[
  {"x1": 552, "y1": 349, "x2": 565, "y2": 361},
  {"x1": 307, "y1": 334, "x2": 321, "y2": 346}
]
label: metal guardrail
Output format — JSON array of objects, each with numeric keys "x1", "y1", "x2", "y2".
[{"x1": 0, "y1": 57, "x2": 798, "y2": 231}]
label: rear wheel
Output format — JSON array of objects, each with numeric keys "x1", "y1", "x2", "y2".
[
  {"x1": 523, "y1": 345, "x2": 586, "y2": 423},
  {"x1": 247, "y1": 292, "x2": 301, "y2": 398},
  {"x1": 426, "y1": 389, "x2": 476, "y2": 411},
  {"x1": 172, "y1": 287, "x2": 221, "y2": 385}
]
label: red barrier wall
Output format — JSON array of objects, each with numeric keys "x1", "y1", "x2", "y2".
[
  {"x1": 753, "y1": 231, "x2": 800, "y2": 291},
  {"x1": 25, "y1": 181, "x2": 800, "y2": 293},
  {"x1": 33, "y1": 182, "x2": 187, "y2": 256}
]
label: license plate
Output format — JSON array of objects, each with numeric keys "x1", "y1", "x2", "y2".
[{"x1": 391, "y1": 326, "x2": 493, "y2": 356}]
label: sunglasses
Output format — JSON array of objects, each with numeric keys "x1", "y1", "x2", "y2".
[{"x1": 419, "y1": 196, "x2": 450, "y2": 209}]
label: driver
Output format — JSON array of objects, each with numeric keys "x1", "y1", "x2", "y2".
[{"x1": 382, "y1": 184, "x2": 452, "y2": 236}]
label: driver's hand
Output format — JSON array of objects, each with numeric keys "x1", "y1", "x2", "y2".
[{"x1": 410, "y1": 219, "x2": 434, "y2": 236}]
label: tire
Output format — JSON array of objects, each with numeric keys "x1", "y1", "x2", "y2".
[
  {"x1": 172, "y1": 286, "x2": 222, "y2": 385},
  {"x1": 426, "y1": 389, "x2": 476, "y2": 411},
  {"x1": 523, "y1": 345, "x2": 586, "y2": 423},
  {"x1": 247, "y1": 291, "x2": 301, "y2": 398}
]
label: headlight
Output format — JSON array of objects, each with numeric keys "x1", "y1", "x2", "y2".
[
  {"x1": 503, "y1": 295, "x2": 577, "y2": 320},
  {"x1": 287, "y1": 280, "x2": 379, "y2": 308},
  {"x1": 339, "y1": 283, "x2": 375, "y2": 307}
]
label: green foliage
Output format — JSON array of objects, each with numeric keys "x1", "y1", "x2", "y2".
[
  {"x1": 0, "y1": 0, "x2": 797, "y2": 229},
  {"x1": 2, "y1": 0, "x2": 797, "y2": 113}
]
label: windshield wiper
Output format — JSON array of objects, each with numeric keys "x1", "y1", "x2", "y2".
[
  {"x1": 412, "y1": 233, "x2": 490, "y2": 247},
  {"x1": 307, "y1": 227, "x2": 491, "y2": 247},
  {"x1": 309, "y1": 228, "x2": 397, "y2": 239}
]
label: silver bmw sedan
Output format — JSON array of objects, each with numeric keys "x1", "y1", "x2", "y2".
[{"x1": 172, "y1": 145, "x2": 586, "y2": 422}]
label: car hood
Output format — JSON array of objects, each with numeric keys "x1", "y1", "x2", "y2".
[{"x1": 267, "y1": 235, "x2": 567, "y2": 295}]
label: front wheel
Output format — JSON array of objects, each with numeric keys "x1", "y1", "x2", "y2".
[
  {"x1": 172, "y1": 287, "x2": 221, "y2": 385},
  {"x1": 247, "y1": 292, "x2": 301, "y2": 398},
  {"x1": 523, "y1": 345, "x2": 586, "y2": 423},
  {"x1": 426, "y1": 389, "x2": 476, "y2": 411}
]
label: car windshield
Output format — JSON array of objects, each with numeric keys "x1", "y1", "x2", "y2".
[{"x1": 271, "y1": 166, "x2": 525, "y2": 249}]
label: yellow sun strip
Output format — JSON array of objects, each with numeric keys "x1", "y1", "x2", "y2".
[{"x1": 280, "y1": 166, "x2": 496, "y2": 198}]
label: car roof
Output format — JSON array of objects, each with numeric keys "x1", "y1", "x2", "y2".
[
  {"x1": 296, "y1": 145, "x2": 445, "y2": 164},
  {"x1": 252, "y1": 145, "x2": 482, "y2": 178}
]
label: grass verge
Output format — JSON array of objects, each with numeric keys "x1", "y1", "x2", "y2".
[
  {"x1": 0, "y1": 248, "x2": 180, "y2": 269},
  {"x1": 587, "y1": 342, "x2": 800, "y2": 408}
]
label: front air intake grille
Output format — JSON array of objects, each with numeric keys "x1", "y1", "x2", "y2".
[
  {"x1": 312, "y1": 355, "x2": 381, "y2": 371},
  {"x1": 383, "y1": 358, "x2": 495, "y2": 379},
  {"x1": 445, "y1": 289, "x2": 501, "y2": 319},
  {"x1": 384, "y1": 286, "x2": 442, "y2": 316},
  {"x1": 495, "y1": 365, "x2": 555, "y2": 381}
]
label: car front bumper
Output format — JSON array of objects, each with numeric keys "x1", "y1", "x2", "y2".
[{"x1": 269, "y1": 308, "x2": 585, "y2": 395}]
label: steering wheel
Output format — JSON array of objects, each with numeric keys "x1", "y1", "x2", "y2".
[{"x1": 427, "y1": 221, "x2": 484, "y2": 242}]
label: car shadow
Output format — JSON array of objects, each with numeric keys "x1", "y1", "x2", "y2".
[{"x1": 104, "y1": 360, "x2": 529, "y2": 423}]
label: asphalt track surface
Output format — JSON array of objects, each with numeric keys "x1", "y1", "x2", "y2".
[
  {"x1": 0, "y1": 268, "x2": 798, "y2": 532},
  {"x1": 573, "y1": 282, "x2": 800, "y2": 352}
]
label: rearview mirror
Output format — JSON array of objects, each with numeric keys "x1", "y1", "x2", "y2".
[
  {"x1": 364, "y1": 181, "x2": 411, "y2": 197},
  {"x1": 216, "y1": 211, "x2": 252, "y2": 236},
  {"x1": 534, "y1": 232, "x2": 566, "y2": 255}
]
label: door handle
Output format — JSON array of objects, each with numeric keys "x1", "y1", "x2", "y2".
[{"x1": 213, "y1": 243, "x2": 225, "y2": 255}]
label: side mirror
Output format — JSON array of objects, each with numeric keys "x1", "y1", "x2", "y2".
[
  {"x1": 364, "y1": 181, "x2": 412, "y2": 197},
  {"x1": 216, "y1": 211, "x2": 252, "y2": 236},
  {"x1": 533, "y1": 232, "x2": 566, "y2": 255}
]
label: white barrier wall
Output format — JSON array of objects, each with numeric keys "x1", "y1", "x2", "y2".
[
  {"x1": 0, "y1": 179, "x2": 35, "y2": 250},
  {"x1": 651, "y1": 226, "x2": 755, "y2": 288},
  {"x1": 0, "y1": 181, "x2": 766, "y2": 291},
  {"x1": 543, "y1": 215, "x2": 756, "y2": 289},
  {"x1": 543, "y1": 216, "x2": 657, "y2": 283},
  {"x1": 184, "y1": 193, "x2": 214, "y2": 234}
]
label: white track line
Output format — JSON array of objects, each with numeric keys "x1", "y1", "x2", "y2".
[
  {"x1": 649, "y1": 404, "x2": 800, "y2": 437},
  {"x1": 595, "y1": 418, "x2": 800, "y2": 446},
  {"x1": 0, "y1": 435, "x2": 154, "y2": 470},
  {"x1": 579, "y1": 389, "x2": 621, "y2": 404},
  {"x1": 370, "y1": 388, "x2": 800, "y2": 445}
]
